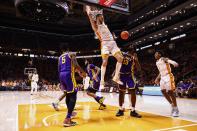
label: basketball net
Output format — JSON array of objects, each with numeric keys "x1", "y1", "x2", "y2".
[{"x1": 99, "y1": 0, "x2": 117, "y2": 7}]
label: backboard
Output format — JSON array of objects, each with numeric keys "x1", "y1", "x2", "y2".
[{"x1": 66, "y1": 0, "x2": 131, "y2": 15}]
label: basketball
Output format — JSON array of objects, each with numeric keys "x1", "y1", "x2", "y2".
[{"x1": 121, "y1": 31, "x2": 130, "y2": 40}]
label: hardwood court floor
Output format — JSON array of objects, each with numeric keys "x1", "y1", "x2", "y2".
[{"x1": 18, "y1": 102, "x2": 197, "y2": 131}]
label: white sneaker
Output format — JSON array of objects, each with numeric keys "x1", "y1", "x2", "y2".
[
  {"x1": 112, "y1": 77, "x2": 123, "y2": 85},
  {"x1": 172, "y1": 108, "x2": 179, "y2": 117}
]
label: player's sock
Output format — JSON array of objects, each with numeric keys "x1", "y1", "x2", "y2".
[
  {"x1": 131, "y1": 107, "x2": 135, "y2": 112},
  {"x1": 119, "y1": 106, "x2": 124, "y2": 111}
]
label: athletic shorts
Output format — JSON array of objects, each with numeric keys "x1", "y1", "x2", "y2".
[
  {"x1": 160, "y1": 73, "x2": 175, "y2": 91},
  {"x1": 59, "y1": 72, "x2": 77, "y2": 93},
  {"x1": 119, "y1": 74, "x2": 135, "y2": 90},
  {"x1": 87, "y1": 81, "x2": 100, "y2": 94},
  {"x1": 101, "y1": 41, "x2": 120, "y2": 57}
]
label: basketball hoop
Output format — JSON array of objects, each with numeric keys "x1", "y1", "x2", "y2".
[{"x1": 24, "y1": 68, "x2": 37, "y2": 75}]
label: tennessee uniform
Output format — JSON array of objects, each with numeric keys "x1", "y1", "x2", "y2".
[
  {"x1": 30, "y1": 72, "x2": 39, "y2": 95},
  {"x1": 96, "y1": 23, "x2": 121, "y2": 57},
  {"x1": 156, "y1": 57, "x2": 177, "y2": 91},
  {"x1": 86, "y1": 6, "x2": 123, "y2": 88},
  {"x1": 155, "y1": 51, "x2": 179, "y2": 117}
]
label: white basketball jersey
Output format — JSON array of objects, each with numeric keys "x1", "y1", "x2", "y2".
[
  {"x1": 97, "y1": 23, "x2": 114, "y2": 41},
  {"x1": 156, "y1": 57, "x2": 172, "y2": 77},
  {"x1": 32, "y1": 74, "x2": 39, "y2": 82}
]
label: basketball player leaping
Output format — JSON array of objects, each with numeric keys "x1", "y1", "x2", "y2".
[
  {"x1": 57, "y1": 49, "x2": 86, "y2": 127},
  {"x1": 86, "y1": 6, "x2": 123, "y2": 88},
  {"x1": 154, "y1": 51, "x2": 179, "y2": 117}
]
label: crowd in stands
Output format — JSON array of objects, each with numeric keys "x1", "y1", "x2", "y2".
[
  {"x1": 176, "y1": 77, "x2": 197, "y2": 98},
  {"x1": 0, "y1": 79, "x2": 60, "y2": 91},
  {"x1": 0, "y1": 40, "x2": 197, "y2": 98}
]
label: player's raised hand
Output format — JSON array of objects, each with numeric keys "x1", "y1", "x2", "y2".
[{"x1": 174, "y1": 63, "x2": 179, "y2": 68}]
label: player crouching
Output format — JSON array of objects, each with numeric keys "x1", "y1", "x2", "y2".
[{"x1": 85, "y1": 59, "x2": 106, "y2": 110}]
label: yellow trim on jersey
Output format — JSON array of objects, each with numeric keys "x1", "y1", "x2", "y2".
[
  {"x1": 113, "y1": 51, "x2": 122, "y2": 57},
  {"x1": 166, "y1": 63, "x2": 175, "y2": 90},
  {"x1": 101, "y1": 54, "x2": 109, "y2": 59},
  {"x1": 67, "y1": 61, "x2": 77, "y2": 94},
  {"x1": 130, "y1": 60, "x2": 136, "y2": 89},
  {"x1": 92, "y1": 69, "x2": 96, "y2": 77}
]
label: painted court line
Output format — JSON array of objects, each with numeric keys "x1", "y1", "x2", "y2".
[
  {"x1": 106, "y1": 102, "x2": 197, "y2": 123},
  {"x1": 42, "y1": 112, "x2": 65, "y2": 127},
  {"x1": 152, "y1": 123, "x2": 197, "y2": 131}
]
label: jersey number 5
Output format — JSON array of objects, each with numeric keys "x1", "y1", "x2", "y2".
[{"x1": 62, "y1": 56, "x2": 66, "y2": 64}]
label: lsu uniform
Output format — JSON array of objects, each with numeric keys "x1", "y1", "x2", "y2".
[
  {"x1": 97, "y1": 23, "x2": 121, "y2": 57},
  {"x1": 119, "y1": 54, "x2": 136, "y2": 90},
  {"x1": 58, "y1": 53, "x2": 77, "y2": 93},
  {"x1": 156, "y1": 57, "x2": 176, "y2": 91},
  {"x1": 86, "y1": 64, "x2": 100, "y2": 93}
]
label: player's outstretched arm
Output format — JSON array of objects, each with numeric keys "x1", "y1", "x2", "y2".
[
  {"x1": 85, "y1": 6, "x2": 98, "y2": 32},
  {"x1": 164, "y1": 58, "x2": 179, "y2": 67}
]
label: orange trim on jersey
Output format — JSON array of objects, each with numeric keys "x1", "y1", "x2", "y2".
[
  {"x1": 101, "y1": 54, "x2": 109, "y2": 59},
  {"x1": 169, "y1": 73, "x2": 176, "y2": 90},
  {"x1": 113, "y1": 51, "x2": 122, "y2": 57},
  {"x1": 166, "y1": 63, "x2": 175, "y2": 90}
]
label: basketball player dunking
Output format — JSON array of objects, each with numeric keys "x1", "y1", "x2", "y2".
[
  {"x1": 155, "y1": 51, "x2": 179, "y2": 117},
  {"x1": 86, "y1": 6, "x2": 123, "y2": 88}
]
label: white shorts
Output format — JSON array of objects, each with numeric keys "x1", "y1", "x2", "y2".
[
  {"x1": 101, "y1": 41, "x2": 120, "y2": 56},
  {"x1": 160, "y1": 73, "x2": 175, "y2": 91},
  {"x1": 31, "y1": 82, "x2": 38, "y2": 88}
]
